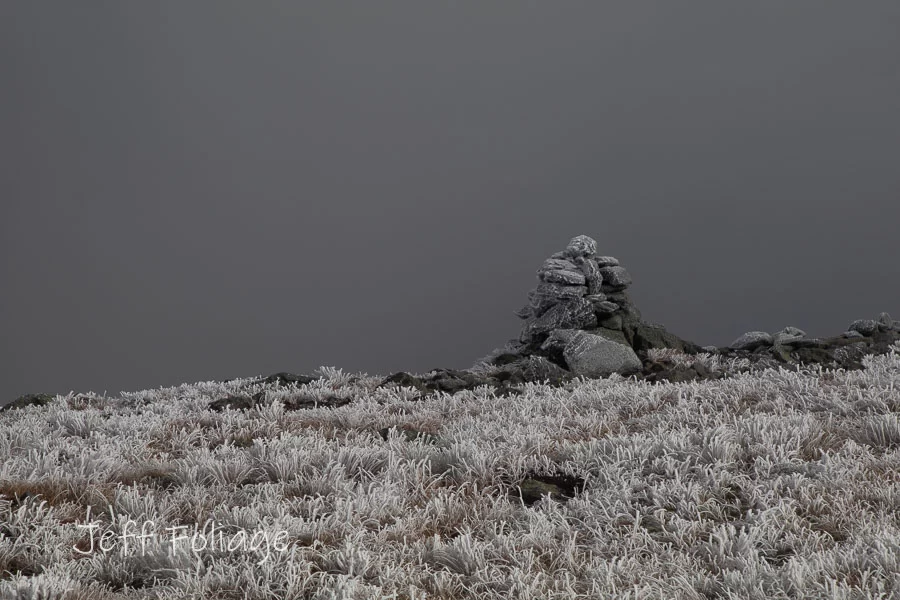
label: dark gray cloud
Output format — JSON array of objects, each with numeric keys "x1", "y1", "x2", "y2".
[{"x1": 3, "y1": 2, "x2": 899, "y2": 404}]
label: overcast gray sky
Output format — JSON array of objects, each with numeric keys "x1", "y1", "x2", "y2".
[{"x1": 3, "y1": 3, "x2": 899, "y2": 405}]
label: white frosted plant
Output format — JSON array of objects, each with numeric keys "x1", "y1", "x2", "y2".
[{"x1": 2, "y1": 349, "x2": 900, "y2": 598}]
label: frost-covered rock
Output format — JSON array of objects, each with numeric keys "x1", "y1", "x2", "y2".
[
  {"x1": 597, "y1": 266, "x2": 632, "y2": 289},
  {"x1": 594, "y1": 256, "x2": 620, "y2": 267},
  {"x1": 773, "y1": 326, "x2": 806, "y2": 345},
  {"x1": 848, "y1": 319, "x2": 879, "y2": 336},
  {"x1": 563, "y1": 235, "x2": 597, "y2": 259},
  {"x1": 539, "y1": 268, "x2": 587, "y2": 286},
  {"x1": 520, "y1": 298, "x2": 597, "y2": 343},
  {"x1": 729, "y1": 331, "x2": 774, "y2": 351},
  {"x1": 486, "y1": 234, "x2": 704, "y2": 380},
  {"x1": 562, "y1": 331, "x2": 642, "y2": 378}
]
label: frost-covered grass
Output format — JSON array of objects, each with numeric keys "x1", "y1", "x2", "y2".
[{"x1": 2, "y1": 345, "x2": 900, "y2": 599}]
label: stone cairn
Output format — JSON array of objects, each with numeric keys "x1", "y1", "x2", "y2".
[{"x1": 483, "y1": 234, "x2": 703, "y2": 379}]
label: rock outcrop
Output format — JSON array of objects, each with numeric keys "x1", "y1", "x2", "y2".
[{"x1": 719, "y1": 313, "x2": 900, "y2": 374}]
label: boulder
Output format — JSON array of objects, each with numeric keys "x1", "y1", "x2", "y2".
[
  {"x1": 590, "y1": 300, "x2": 620, "y2": 315},
  {"x1": 584, "y1": 326, "x2": 631, "y2": 347},
  {"x1": 877, "y1": 312, "x2": 894, "y2": 330},
  {"x1": 539, "y1": 269, "x2": 587, "y2": 286},
  {"x1": 563, "y1": 235, "x2": 597, "y2": 259},
  {"x1": 528, "y1": 282, "x2": 588, "y2": 317},
  {"x1": 729, "y1": 331, "x2": 774, "y2": 351},
  {"x1": 562, "y1": 331, "x2": 642, "y2": 378},
  {"x1": 520, "y1": 297, "x2": 598, "y2": 343},
  {"x1": 573, "y1": 255, "x2": 604, "y2": 295},
  {"x1": 594, "y1": 256, "x2": 620, "y2": 267},
  {"x1": 540, "y1": 328, "x2": 584, "y2": 352},
  {"x1": 773, "y1": 326, "x2": 806, "y2": 345},
  {"x1": 849, "y1": 319, "x2": 879, "y2": 336},
  {"x1": 597, "y1": 266, "x2": 632, "y2": 288},
  {"x1": 538, "y1": 258, "x2": 580, "y2": 274}
]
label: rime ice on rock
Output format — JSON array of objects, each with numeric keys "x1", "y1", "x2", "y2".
[
  {"x1": 472, "y1": 233, "x2": 900, "y2": 386},
  {"x1": 849, "y1": 319, "x2": 879, "y2": 336},
  {"x1": 563, "y1": 331, "x2": 642, "y2": 377},
  {"x1": 563, "y1": 234, "x2": 597, "y2": 259},
  {"x1": 773, "y1": 327, "x2": 806, "y2": 345},
  {"x1": 598, "y1": 266, "x2": 632, "y2": 289},
  {"x1": 519, "y1": 297, "x2": 597, "y2": 343},
  {"x1": 516, "y1": 235, "x2": 635, "y2": 342},
  {"x1": 594, "y1": 256, "x2": 620, "y2": 267},
  {"x1": 508, "y1": 234, "x2": 676, "y2": 377},
  {"x1": 729, "y1": 331, "x2": 774, "y2": 351}
]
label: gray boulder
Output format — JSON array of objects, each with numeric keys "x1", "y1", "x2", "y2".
[
  {"x1": 538, "y1": 258, "x2": 580, "y2": 274},
  {"x1": 877, "y1": 312, "x2": 894, "y2": 330},
  {"x1": 597, "y1": 266, "x2": 632, "y2": 288},
  {"x1": 594, "y1": 256, "x2": 620, "y2": 268},
  {"x1": 540, "y1": 328, "x2": 585, "y2": 353},
  {"x1": 773, "y1": 326, "x2": 806, "y2": 345},
  {"x1": 520, "y1": 297, "x2": 598, "y2": 343},
  {"x1": 528, "y1": 282, "x2": 587, "y2": 317},
  {"x1": 848, "y1": 319, "x2": 879, "y2": 336},
  {"x1": 584, "y1": 292, "x2": 608, "y2": 303},
  {"x1": 539, "y1": 269, "x2": 587, "y2": 286},
  {"x1": 573, "y1": 256, "x2": 603, "y2": 295},
  {"x1": 730, "y1": 331, "x2": 774, "y2": 351},
  {"x1": 584, "y1": 326, "x2": 631, "y2": 347},
  {"x1": 842, "y1": 330, "x2": 865, "y2": 339},
  {"x1": 563, "y1": 235, "x2": 597, "y2": 259},
  {"x1": 562, "y1": 331, "x2": 642, "y2": 377},
  {"x1": 590, "y1": 300, "x2": 620, "y2": 315}
]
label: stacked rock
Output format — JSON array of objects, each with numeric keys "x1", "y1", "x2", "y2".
[
  {"x1": 514, "y1": 235, "x2": 640, "y2": 345},
  {"x1": 482, "y1": 234, "x2": 703, "y2": 379}
]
